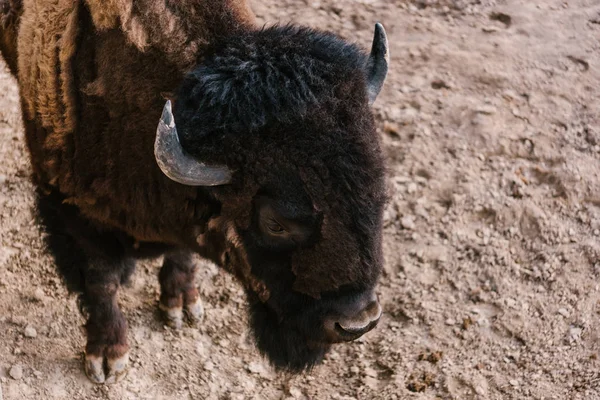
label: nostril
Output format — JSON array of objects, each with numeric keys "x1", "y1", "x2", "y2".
[{"x1": 326, "y1": 300, "x2": 382, "y2": 342}]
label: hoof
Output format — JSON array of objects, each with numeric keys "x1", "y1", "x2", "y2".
[
  {"x1": 84, "y1": 350, "x2": 129, "y2": 384},
  {"x1": 84, "y1": 354, "x2": 105, "y2": 384},
  {"x1": 160, "y1": 303, "x2": 184, "y2": 329},
  {"x1": 105, "y1": 352, "x2": 129, "y2": 384},
  {"x1": 185, "y1": 297, "x2": 204, "y2": 323},
  {"x1": 160, "y1": 298, "x2": 204, "y2": 329}
]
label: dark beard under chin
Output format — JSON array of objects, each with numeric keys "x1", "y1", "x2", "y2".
[{"x1": 248, "y1": 299, "x2": 330, "y2": 372}]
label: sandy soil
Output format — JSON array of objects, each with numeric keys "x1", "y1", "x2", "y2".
[{"x1": 1, "y1": 0, "x2": 600, "y2": 398}]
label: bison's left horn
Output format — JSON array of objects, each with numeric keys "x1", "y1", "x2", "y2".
[
  {"x1": 155, "y1": 100, "x2": 232, "y2": 186},
  {"x1": 366, "y1": 23, "x2": 389, "y2": 105}
]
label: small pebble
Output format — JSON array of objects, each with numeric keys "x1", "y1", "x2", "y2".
[
  {"x1": 246, "y1": 361, "x2": 265, "y2": 375},
  {"x1": 24, "y1": 325, "x2": 37, "y2": 338},
  {"x1": 9, "y1": 365, "x2": 23, "y2": 380},
  {"x1": 32, "y1": 288, "x2": 46, "y2": 302},
  {"x1": 558, "y1": 308, "x2": 569, "y2": 318},
  {"x1": 203, "y1": 361, "x2": 214, "y2": 371},
  {"x1": 475, "y1": 105, "x2": 497, "y2": 115},
  {"x1": 482, "y1": 25, "x2": 500, "y2": 33},
  {"x1": 401, "y1": 215, "x2": 416, "y2": 230},
  {"x1": 288, "y1": 387, "x2": 303, "y2": 398},
  {"x1": 569, "y1": 326, "x2": 582, "y2": 341}
]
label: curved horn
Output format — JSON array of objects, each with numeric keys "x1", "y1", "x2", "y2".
[
  {"x1": 155, "y1": 100, "x2": 232, "y2": 186},
  {"x1": 366, "y1": 23, "x2": 389, "y2": 105}
]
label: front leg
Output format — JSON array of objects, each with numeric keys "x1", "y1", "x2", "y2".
[
  {"x1": 35, "y1": 191, "x2": 134, "y2": 384},
  {"x1": 158, "y1": 250, "x2": 203, "y2": 329},
  {"x1": 83, "y1": 264, "x2": 130, "y2": 384}
]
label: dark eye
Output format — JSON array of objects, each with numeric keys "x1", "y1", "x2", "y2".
[{"x1": 266, "y1": 220, "x2": 285, "y2": 234}]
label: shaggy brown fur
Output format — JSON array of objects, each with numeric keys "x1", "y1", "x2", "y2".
[
  {"x1": 0, "y1": 0, "x2": 21, "y2": 74},
  {"x1": 12, "y1": 0, "x2": 255, "y2": 243}
]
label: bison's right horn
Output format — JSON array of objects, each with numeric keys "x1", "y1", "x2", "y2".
[{"x1": 155, "y1": 100, "x2": 232, "y2": 186}]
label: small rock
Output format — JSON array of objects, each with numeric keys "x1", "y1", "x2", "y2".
[
  {"x1": 288, "y1": 386, "x2": 303, "y2": 398},
  {"x1": 32, "y1": 288, "x2": 46, "y2": 303},
  {"x1": 475, "y1": 105, "x2": 497, "y2": 115},
  {"x1": 558, "y1": 308, "x2": 569, "y2": 318},
  {"x1": 9, "y1": 365, "x2": 23, "y2": 380},
  {"x1": 24, "y1": 325, "x2": 37, "y2": 338},
  {"x1": 509, "y1": 379, "x2": 519, "y2": 387},
  {"x1": 407, "y1": 182, "x2": 418, "y2": 194},
  {"x1": 203, "y1": 361, "x2": 214, "y2": 371},
  {"x1": 364, "y1": 367, "x2": 378, "y2": 378},
  {"x1": 246, "y1": 361, "x2": 265, "y2": 375},
  {"x1": 569, "y1": 326, "x2": 583, "y2": 342},
  {"x1": 401, "y1": 215, "x2": 416, "y2": 230},
  {"x1": 482, "y1": 25, "x2": 500, "y2": 33},
  {"x1": 445, "y1": 318, "x2": 456, "y2": 326}
]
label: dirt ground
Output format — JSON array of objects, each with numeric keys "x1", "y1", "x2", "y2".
[{"x1": 1, "y1": 0, "x2": 600, "y2": 399}]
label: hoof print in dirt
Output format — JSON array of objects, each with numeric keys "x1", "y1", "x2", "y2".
[
  {"x1": 417, "y1": 350, "x2": 443, "y2": 364},
  {"x1": 406, "y1": 372, "x2": 436, "y2": 393}
]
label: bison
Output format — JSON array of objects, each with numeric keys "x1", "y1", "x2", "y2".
[{"x1": 0, "y1": 0, "x2": 389, "y2": 384}]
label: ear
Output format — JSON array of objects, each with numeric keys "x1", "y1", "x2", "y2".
[
  {"x1": 365, "y1": 23, "x2": 389, "y2": 104},
  {"x1": 154, "y1": 101, "x2": 232, "y2": 186}
]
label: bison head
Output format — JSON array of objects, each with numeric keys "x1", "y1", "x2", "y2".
[{"x1": 155, "y1": 24, "x2": 389, "y2": 371}]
